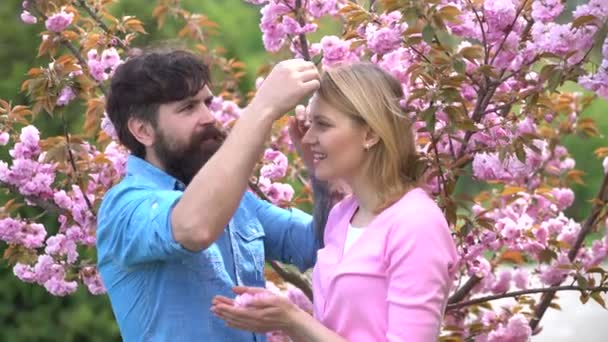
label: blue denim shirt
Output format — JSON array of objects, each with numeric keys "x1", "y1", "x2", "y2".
[{"x1": 97, "y1": 156, "x2": 318, "y2": 342}]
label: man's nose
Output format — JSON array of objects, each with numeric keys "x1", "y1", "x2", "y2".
[{"x1": 198, "y1": 106, "x2": 216, "y2": 126}]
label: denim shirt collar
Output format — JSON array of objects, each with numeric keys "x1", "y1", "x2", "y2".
[{"x1": 126, "y1": 155, "x2": 185, "y2": 191}]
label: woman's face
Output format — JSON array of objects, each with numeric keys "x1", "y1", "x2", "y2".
[{"x1": 302, "y1": 96, "x2": 370, "y2": 182}]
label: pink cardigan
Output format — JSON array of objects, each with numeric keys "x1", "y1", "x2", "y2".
[{"x1": 312, "y1": 188, "x2": 458, "y2": 341}]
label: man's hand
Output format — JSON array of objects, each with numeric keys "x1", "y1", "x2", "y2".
[{"x1": 248, "y1": 60, "x2": 320, "y2": 121}]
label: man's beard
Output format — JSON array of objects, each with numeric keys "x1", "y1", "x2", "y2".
[{"x1": 153, "y1": 124, "x2": 226, "y2": 186}]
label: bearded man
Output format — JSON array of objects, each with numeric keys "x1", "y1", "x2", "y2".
[{"x1": 97, "y1": 48, "x2": 329, "y2": 341}]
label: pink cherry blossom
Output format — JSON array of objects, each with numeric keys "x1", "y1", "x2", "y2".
[
  {"x1": 45, "y1": 8, "x2": 74, "y2": 32},
  {"x1": 0, "y1": 132, "x2": 9, "y2": 146},
  {"x1": 20, "y1": 10, "x2": 37, "y2": 24},
  {"x1": 56, "y1": 87, "x2": 76, "y2": 106},
  {"x1": 531, "y1": 0, "x2": 564, "y2": 23}
]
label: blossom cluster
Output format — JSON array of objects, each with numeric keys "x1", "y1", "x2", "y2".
[
  {"x1": 233, "y1": 281, "x2": 313, "y2": 342},
  {"x1": 0, "y1": 126, "x2": 126, "y2": 296},
  {"x1": 2, "y1": 0, "x2": 608, "y2": 340},
  {"x1": 86, "y1": 48, "x2": 123, "y2": 82}
]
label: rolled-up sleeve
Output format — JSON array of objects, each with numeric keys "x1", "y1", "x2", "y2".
[
  {"x1": 250, "y1": 193, "x2": 318, "y2": 271},
  {"x1": 97, "y1": 188, "x2": 196, "y2": 268}
]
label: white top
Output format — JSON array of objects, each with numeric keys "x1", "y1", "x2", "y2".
[{"x1": 343, "y1": 224, "x2": 366, "y2": 254}]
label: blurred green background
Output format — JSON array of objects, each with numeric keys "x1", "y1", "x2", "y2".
[{"x1": 0, "y1": 0, "x2": 606, "y2": 340}]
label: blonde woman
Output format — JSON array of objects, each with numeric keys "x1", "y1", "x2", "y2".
[{"x1": 212, "y1": 63, "x2": 458, "y2": 342}]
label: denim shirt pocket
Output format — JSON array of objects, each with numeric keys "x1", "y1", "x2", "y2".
[{"x1": 233, "y1": 222, "x2": 266, "y2": 285}]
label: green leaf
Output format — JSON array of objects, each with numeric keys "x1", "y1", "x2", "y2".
[
  {"x1": 540, "y1": 64, "x2": 557, "y2": 82},
  {"x1": 422, "y1": 25, "x2": 435, "y2": 44},
  {"x1": 514, "y1": 142, "x2": 526, "y2": 163},
  {"x1": 453, "y1": 58, "x2": 465, "y2": 74},
  {"x1": 539, "y1": 249, "x2": 557, "y2": 263},
  {"x1": 440, "y1": 87, "x2": 462, "y2": 102},
  {"x1": 422, "y1": 106, "x2": 437, "y2": 134},
  {"x1": 590, "y1": 292, "x2": 607, "y2": 308},
  {"x1": 547, "y1": 68, "x2": 563, "y2": 91},
  {"x1": 576, "y1": 274, "x2": 589, "y2": 290}
]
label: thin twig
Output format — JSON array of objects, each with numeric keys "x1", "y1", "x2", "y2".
[
  {"x1": 488, "y1": 0, "x2": 530, "y2": 67},
  {"x1": 61, "y1": 112, "x2": 96, "y2": 215},
  {"x1": 76, "y1": 0, "x2": 128, "y2": 51},
  {"x1": 465, "y1": 0, "x2": 488, "y2": 65},
  {"x1": 294, "y1": 0, "x2": 311, "y2": 61},
  {"x1": 408, "y1": 44, "x2": 433, "y2": 64},
  {"x1": 448, "y1": 285, "x2": 608, "y2": 311},
  {"x1": 432, "y1": 134, "x2": 449, "y2": 200},
  {"x1": 1, "y1": 182, "x2": 64, "y2": 214},
  {"x1": 61, "y1": 40, "x2": 108, "y2": 96}
]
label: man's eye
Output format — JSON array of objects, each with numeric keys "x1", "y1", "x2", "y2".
[
  {"x1": 204, "y1": 98, "x2": 213, "y2": 107},
  {"x1": 181, "y1": 103, "x2": 196, "y2": 112}
]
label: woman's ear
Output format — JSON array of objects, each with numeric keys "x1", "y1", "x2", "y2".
[
  {"x1": 363, "y1": 126, "x2": 380, "y2": 150},
  {"x1": 127, "y1": 117, "x2": 155, "y2": 147}
]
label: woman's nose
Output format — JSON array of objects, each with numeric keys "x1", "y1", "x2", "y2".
[{"x1": 301, "y1": 128, "x2": 315, "y2": 145}]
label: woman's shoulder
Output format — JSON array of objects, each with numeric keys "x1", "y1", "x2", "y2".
[
  {"x1": 391, "y1": 187, "x2": 440, "y2": 216},
  {"x1": 384, "y1": 188, "x2": 448, "y2": 233}
]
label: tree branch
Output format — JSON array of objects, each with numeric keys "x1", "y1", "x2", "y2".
[
  {"x1": 530, "y1": 171, "x2": 608, "y2": 329},
  {"x1": 294, "y1": 0, "x2": 311, "y2": 61},
  {"x1": 456, "y1": 82, "x2": 498, "y2": 158},
  {"x1": 28, "y1": 4, "x2": 108, "y2": 96},
  {"x1": 448, "y1": 285, "x2": 608, "y2": 311},
  {"x1": 449, "y1": 275, "x2": 482, "y2": 304},
  {"x1": 269, "y1": 260, "x2": 313, "y2": 301}
]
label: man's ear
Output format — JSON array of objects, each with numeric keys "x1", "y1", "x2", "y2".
[{"x1": 127, "y1": 117, "x2": 155, "y2": 147}]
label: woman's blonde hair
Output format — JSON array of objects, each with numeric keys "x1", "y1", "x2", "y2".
[{"x1": 318, "y1": 62, "x2": 419, "y2": 212}]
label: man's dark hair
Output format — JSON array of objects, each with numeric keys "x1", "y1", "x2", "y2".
[{"x1": 106, "y1": 48, "x2": 211, "y2": 158}]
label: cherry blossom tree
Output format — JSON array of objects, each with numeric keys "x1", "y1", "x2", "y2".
[{"x1": 2, "y1": 0, "x2": 608, "y2": 341}]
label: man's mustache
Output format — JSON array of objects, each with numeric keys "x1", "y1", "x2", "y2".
[{"x1": 196, "y1": 124, "x2": 226, "y2": 144}]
